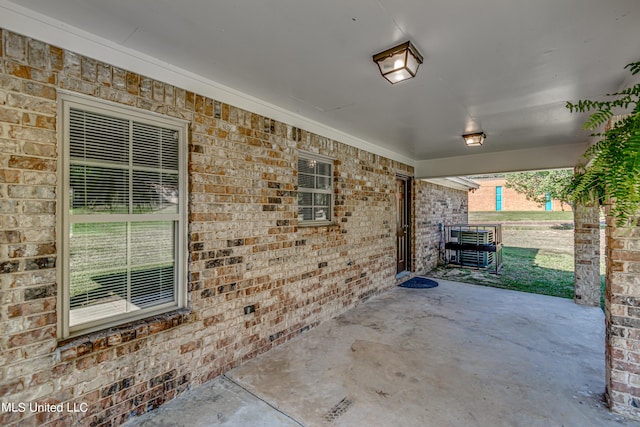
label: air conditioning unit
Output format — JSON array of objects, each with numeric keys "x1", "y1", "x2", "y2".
[
  {"x1": 459, "y1": 250, "x2": 493, "y2": 267},
  {"x1": 449, "y1": 229, "x2": 495, "y2": 267},
  {"x1": 444, "y1": 224, "x2": 503, "y2": 273}
]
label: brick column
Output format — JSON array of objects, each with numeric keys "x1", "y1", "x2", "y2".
[
  {"x1": 574, "y1": 201, "x2": 601, "y2": 306},
  {"x1": 605, "y1": 206, "x2": 640, "y2": 419}
]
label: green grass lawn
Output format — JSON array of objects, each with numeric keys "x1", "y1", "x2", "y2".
[
  {"x1": 495, "y1": 246, "x2": 575, "y2": 298},
  {"x1": 428, "y1": 223, "x2": 606, "y2": 304},
  {"x1": 469, "y1": 211, "x2": 574, "y2": 223},
  {"x1": 428, "y1": 246, "x2": 575, "y2": 299}
]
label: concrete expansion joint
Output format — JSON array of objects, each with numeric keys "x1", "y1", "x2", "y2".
[{"x1": 221, "y1": 374, "x2": 305, "y2": 427}]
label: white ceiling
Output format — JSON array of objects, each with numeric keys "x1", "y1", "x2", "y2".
[{"x1": 3, "y1": 0, "x2": 640, "y2": 177}]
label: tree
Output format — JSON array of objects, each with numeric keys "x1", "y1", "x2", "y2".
[
  {"x1": 505, "y1": 169, "x2": 574, "y2": 210},
  {"x1": 565, "y1": 61, "x2": 640, "y2": 226}
]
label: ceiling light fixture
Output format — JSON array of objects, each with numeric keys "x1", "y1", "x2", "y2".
[
  {"x1": 372, "y1": 41, "x2": 423, "y2": 84},
  {"x1": 462, "y1": 132, "x2": 486, "y2": 147}
]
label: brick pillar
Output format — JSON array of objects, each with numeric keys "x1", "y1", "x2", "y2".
[
  {"x1": 605, "y1": 206, "x2": 640, "y2": 419},
  {"x1": 574, "y1": 201, "x2": 601, "y2": 306}
]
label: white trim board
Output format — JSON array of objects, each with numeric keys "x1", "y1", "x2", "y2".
[
  {"x1": 423, "y1": 177, "x2": 479, "y2": 191},
  {"x1": 415, "y1": 142, "x2": 589, "y2": 179}
]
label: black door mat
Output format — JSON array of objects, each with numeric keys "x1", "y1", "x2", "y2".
[{"x1": 399, "y1": 277, "x2": 439, "y2": 289}]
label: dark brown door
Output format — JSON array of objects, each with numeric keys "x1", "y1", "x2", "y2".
[{"x1": 396, "y1": 177, "x2": 410, "y2": 273}]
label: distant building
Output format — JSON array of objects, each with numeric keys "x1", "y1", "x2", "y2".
[{"x1": 468, "y1": 177, "x2": 571, "y2": 212}]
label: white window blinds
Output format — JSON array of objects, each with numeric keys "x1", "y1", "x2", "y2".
[{"x1": 61, "y1": 96, "x2": 186, "y2": 338}]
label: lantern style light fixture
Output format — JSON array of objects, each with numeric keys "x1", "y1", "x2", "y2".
[
  {"x1": 462, "y1": 132, "x2": 486, "y2": 147},
  {"x1": 372, "y1": 41, "x2": 424, "y2": 84}
]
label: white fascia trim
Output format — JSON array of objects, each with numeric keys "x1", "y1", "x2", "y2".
[
  {"x1": 0, "y1": 0, "x2": 414, "y2": 167},
  {"x1": 415, "y1": 142, "x2": 589, "y2": 179},
  {"x1": 423, "y1": 177, "x2": 479, "y2": 191}
]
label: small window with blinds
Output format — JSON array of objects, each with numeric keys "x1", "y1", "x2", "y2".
[
  {"x1": 297, "y1": 153, "x2": 333, "y2": 225},
  {"x1": 59, "y1": 94, "x2": 187, "y2": 338}
]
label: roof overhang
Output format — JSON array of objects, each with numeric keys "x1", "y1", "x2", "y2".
[{"x1": 423, "y1": 177, "x2": 479, "y2": 191}]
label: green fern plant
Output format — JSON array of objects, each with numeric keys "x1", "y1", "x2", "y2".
[{"x1": 565, "y1": 61, "x2": 640, "y2": 227}]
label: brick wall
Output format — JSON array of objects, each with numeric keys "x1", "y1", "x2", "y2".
[
  {"x1": 468, "y1": 178, "x2": 571, "y2": 212},
  {"x1": 604, "y1": 207, "x2": 640, "y2": 418},
  {"x1": 413, "y1": 181, "x2": 469, "y2": 272},
  {"x1": 573, "y1": 202, "x2": 601, "y2": 306},
  {"x1": 0, "y1": 29, "x2": 430, "y2": 426}
]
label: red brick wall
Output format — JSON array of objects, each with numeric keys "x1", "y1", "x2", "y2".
[{"x1": 468, "y1": 178, "x2": 571, "y2": 212}]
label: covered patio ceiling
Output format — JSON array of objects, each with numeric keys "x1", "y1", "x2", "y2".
[{"x1": 2, "y1": 0, "x2": 640, "y2": 177}]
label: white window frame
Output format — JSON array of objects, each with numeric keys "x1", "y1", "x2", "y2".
[
  {"x1": 297, "y1": 152, "x2": 334, "y2": 226},
  {"x1": 57, "y1": 92, "x2": 188, "y2": 339}
]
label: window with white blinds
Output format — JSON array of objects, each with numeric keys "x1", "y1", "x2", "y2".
[
  {"x1": 59, "y1": 94, "x2": 187, "y2": 338},
  {"x1": 298, "y1": 153, "x2": 333, "y2": 225}
]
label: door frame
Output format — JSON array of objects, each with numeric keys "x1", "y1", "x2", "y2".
[{"x1": 396, "y1": 175, "x2": 412, "y2": 274}]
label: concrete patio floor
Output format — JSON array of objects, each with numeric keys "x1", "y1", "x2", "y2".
[{"x1": 126, "y1": 279, "x2": 636, "y2": 427}]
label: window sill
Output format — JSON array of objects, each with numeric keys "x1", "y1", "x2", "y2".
[
  {"x1": 298, "y1": 221, "x2": 336, "y2": 228},
  {"x1": 55, "y1": 308, "x2": 191, "y2": 362}
]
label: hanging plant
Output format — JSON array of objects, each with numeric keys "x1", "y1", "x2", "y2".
[{"x1": 565, "y1": 61, "x2": 640, "y2": 227}]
